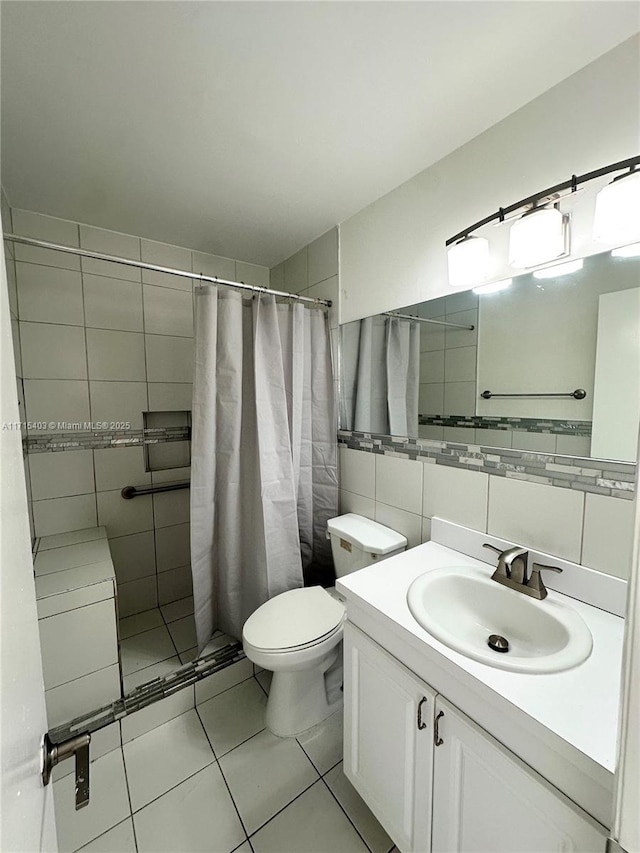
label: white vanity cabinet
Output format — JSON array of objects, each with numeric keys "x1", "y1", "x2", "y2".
[
  {"x1": 343, "y1": 622, "x2": 607, "y2": 853},
  {"x1": 343, "y1": 622, "x2": 436, "y2": 852}
]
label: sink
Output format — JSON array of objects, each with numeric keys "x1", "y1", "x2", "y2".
[{"x1": 406, "y1": 566, "x2": 593, "y2": 673}]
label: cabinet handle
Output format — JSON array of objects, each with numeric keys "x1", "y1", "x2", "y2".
[
  {"x1": 434, "y1": 710, "x2": 444, "y2": 746},
  {"x1": 417, "y1": 696, "x2": 428, "y2": 730}
]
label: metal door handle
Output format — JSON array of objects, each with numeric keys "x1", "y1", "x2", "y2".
[
  {"x1": 434, "y1": 710, "x2": 445, "y2": 746},
  {"x1": 42, "y1": 731, "x2": 91, "y2": 809},
  {"x1": 417, "y1": 696, "x2": 428, "y2": 730}
]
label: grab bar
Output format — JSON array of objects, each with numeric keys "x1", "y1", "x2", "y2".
[
  {"x1": 121, "y1": 481, "x2": 190, "y2": 499},
  {"x1": 480, "y1": 389, "x2": 586, "y2": 400}
]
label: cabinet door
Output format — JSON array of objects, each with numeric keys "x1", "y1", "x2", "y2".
[
  {"x1": 431, "y1": 697, "x2": 607, "y2": 853},
  {"x1": 344, "y1": 622, "x2": 436, "y2": 853}
]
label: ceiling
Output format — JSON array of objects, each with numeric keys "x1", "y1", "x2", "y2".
[{"x1": 1, "y1": 2, "x2": 638, "y2": 268}]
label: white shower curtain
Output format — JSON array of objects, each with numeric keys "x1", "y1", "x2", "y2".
[
  {"x1": 190, "y1": 286, "x2": 337, "y2": 648},
  {"x1": 341, "y1": 315, "x2": 420, "y2": 437}
]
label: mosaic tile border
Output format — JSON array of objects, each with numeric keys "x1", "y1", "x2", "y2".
[
  {"x1": 49, "y1": 641, "x2": 244, "y2": 744},
  {"x1": 419, "y1": 414, "x2": 592, "y2": 437},
  {"x1": 25, "y1": 425, "x2": 191, "y2": 454},
  {"x1": 339, "y1": 430, "x2": 636, "y2": 499}
]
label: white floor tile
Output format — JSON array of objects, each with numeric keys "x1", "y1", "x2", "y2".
[
  {"x1": 198, "y1": 678, "x2": 267, "y2": 757},
  {"x1": 296, "y1": 708, "x2": 343, "y2": 774},
  {"x1": 54, "y1": 749, "x2": 130, "y2": 853},
  {"x1": 134, "y1": 763, "x2": 245, "y2": 853},
  {"x1": 179, "y1": 646, "x2": 198, "y2": 664},
  {"x1": 325, "y1": 763, "x2": 394, "y2": 853},
  {"x1": 122, "y1": 686, "x2": 194, "y2": 744},
  {"x1": 255, "y1": 670, "x2": 272, "y2": 695},
  {"x1": 123, "y1": 655, "x2": 181, "y2": 693},
  {"x1": 195, "y1": 658, "x2": 253, "y2": 705},
  {"x1": 119, "y1": 608, "x2": 164, "y2": 640},
  {"x1": 76, "y1": 818, "x2": 136, "y2": 853},
  {"x1": 219, "y1": 729, "x2": 317, "y2": 835},
  {"x1": 160, "y1": 595, "x2": 193, "y2": 623},
  {"x1": 123, "y1": 710, "x2": 214, "y2": 811},
  {"x1": 250, "y1": 779, "x2": 368, "y2": 853},
  {"x1": 120, "y1": 625, "x2": 177, "y2": 676},
  {"x1": 167, "y1": 614, "x2": 197, "y2": 653}
]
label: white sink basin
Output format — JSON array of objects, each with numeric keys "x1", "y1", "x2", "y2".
[{"x1": 406, "y1": 566, "x2": 593, "y2": 673}]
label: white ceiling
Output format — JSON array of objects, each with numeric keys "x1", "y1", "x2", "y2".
[{"x1": 2, "y1": 2, "x2": 638, "y2": 267}]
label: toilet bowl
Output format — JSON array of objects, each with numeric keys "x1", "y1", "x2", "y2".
[{"x1": 242, "y1": 514, "x2": 407, "y2": 737}]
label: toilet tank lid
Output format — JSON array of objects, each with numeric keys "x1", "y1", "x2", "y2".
[{"x1": 326, "y1": 513, "x2": 407, "y2": 555}]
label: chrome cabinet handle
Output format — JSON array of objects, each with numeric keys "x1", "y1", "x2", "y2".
[
  {"x1": 434, "y1": 710, "x2": 445, "y2": 746},
  {"x1": 417, "y1": 696, "x2": 428, "y2": 730}
]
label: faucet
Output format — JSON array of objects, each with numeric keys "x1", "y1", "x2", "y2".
[{"x1": 482, "y1": 544, "x2": 562, "y2": 600}]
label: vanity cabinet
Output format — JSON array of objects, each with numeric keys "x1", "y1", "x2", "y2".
[
  {"x1": 343, "y1": 622, "x2": 436, "y2": 852},
  {"x1": 343, "y1": 623, "x2": 607, "y2": 853}
]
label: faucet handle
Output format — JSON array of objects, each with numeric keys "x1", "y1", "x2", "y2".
[
  {"x1": 482, "y1": 544, "x2": 503, "y2": 556},
  {"x1": 483, "y1": 544, "x2": 528, "y2": 581},
  {"x1": 528, "y1": 563, "x2": 563, "y2": 599}
]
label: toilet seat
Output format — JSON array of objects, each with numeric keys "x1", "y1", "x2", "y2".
[{"x1": 242, "y1": 586, "x2": 345, "y2": 653}]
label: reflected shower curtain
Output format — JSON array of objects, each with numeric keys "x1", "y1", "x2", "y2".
[
  {"x1": 341, "y1": 315, "x2": 420, "y2": 437},
  {"x1": 190, "y1": 286, "x2": 337, "y2": 648}
]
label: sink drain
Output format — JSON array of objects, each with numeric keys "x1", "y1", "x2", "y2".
[{"x1": 488, "y1": 634, "x2": 510, "y2": 653}]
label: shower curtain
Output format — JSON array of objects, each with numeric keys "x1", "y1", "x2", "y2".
[
  {"x1": 190, "y1": 286, "x2": 338, "y2": 648},
  {"x1": 341, "y1": 315, "x2": 420, "y2": 437}
]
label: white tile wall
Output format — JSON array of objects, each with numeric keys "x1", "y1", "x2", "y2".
[
  {"x1": 143, "y1": 285, "x2": 193, "y2": 337},
  {"x1": 20, "y1": 322, "x2": 87, "y2": 379},
  {"x1": 89, "y1": 381, "x2": 148, "y2": 429},
  {"x1": 375, "y1": 454, "x2": 423, "y2": 515},
  {"x1": 83, "y1": 274, "x2": 143, "y2": 332},
  {"x1": 581, "y1": 494, "x2": 636, "y2": 578},
  {"x1": 97, "y1": 490, "x2": 153, "y2": 538},
  {"x1": 93, "y1": 446, "x2": 150, "y2": 492},
  {"x1": 29, "y1": 449, "x2": 95, "y2": 501},
  {"x1": 45, "y1": 664, "x2": 121, "y2": 728},
  {"x1": 339, "y1": 447, "x2": 634, "y2": 579},
  {"x1": 191, "y1": 250, "x2": 235, "y2": 280},
  {"x1": 147, "y1": 382, "x2": 192, "y2": 411},
  {"x1": 283, "y1": 248, "x2": 308, "y2": 294},
  {"x1": 487, "y1": 476, "x2": 585, "y2": 563},
  {"x1": 423, "y1": 463, "x2": 488, "y2": 532},
  {"x1": 24, "y1": 379, "x2": 90, "y2": 430},
  {"x1": 16, "y1": 263, "x2": 84, "y2": 325},
  {"x1": 108, "y1": 531, "x2": 156, "y2": 584},
  {"x1": 308, "y1": 228, "x2": 339, "y2": 286},
  {"x1": 145, "y1": 334, "x2": 194, "y2": 382},
  {"x1": 33, "y1": 494, "x2": 98, "y2": 537},
  {"x1": 155, "y1": 522, "x2": 190, "y2": 571},
  {"x1": 86, "y1": 329, "x2": 146, "y2": 381},
  {"x1": 157, "y1": 565, "x2": 192, "y2": 606},
  {"x1": 153, "y1": 488, "x2": 190, "y2": 528},
  {"x1": 236, "y1": 260, "x2": 270, "y2": 287}
]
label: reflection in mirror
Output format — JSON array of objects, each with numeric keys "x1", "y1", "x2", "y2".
[{"x1": 340, "y1": 247, "x2": 640, "y2": 463}]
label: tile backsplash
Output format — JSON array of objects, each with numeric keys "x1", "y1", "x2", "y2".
[
  {"x1": 6, "y1": 204, "x2": 269, "y2": 615},
  {"x1": 338, "y1": 431, "x2": 637, "y2": 580}
]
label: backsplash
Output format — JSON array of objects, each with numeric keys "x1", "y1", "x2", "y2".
[{"x1": 338, "y1": 430, "x2": 637, "y2": 581}]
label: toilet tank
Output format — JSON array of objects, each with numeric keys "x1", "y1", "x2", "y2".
[{"x1": 327, "y1": 513, "x2": 407, "y2": 578}]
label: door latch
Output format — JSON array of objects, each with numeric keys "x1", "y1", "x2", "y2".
[{"x1": 42, "y1": 731, "x2": 91, "y2": 810}]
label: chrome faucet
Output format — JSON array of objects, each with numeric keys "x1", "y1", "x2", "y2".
[{"x1": 482, "y1": 544, "x2": 562, "y2": 600}]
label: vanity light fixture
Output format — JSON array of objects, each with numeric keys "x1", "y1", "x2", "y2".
[
  {"x1": 445, "y1": 154, "x2": 639, "y2": 283},
  {"x1": 472, "y1": 278, "x2": 512, "y2": 295},
  {"x1": 593, "y1": 168, "x2": 640, "y2": 244},
  {"x1": 447, "y1": 235, "x2": 490, "y2": 288},
  {"x1": 611, "y1": 241, "x2": 640, "y2": 258},
  {"x1": 509, "y1": 206, "x2": 569, "y2": 269},
  {"x1": 532, "y1": 258, "x2": 584, "y2": 280}
]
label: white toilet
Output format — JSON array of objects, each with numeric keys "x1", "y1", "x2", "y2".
[{"x1": 242, "y1": 513, "x2": 407, "y2": 737}]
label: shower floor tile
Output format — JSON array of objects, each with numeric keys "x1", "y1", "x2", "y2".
[
  {"x1": 166, "y1": 613, "x2": 197, "y2": 653},
  {"x1": 57, "y1": 672, "x2": 392, "y2": 852},
  {"x1": 160, "y1": 595, "x2": 193, "y2": 623},
  {"x1": 120, "y1": 625, "x2": 176, "y2": 676}
]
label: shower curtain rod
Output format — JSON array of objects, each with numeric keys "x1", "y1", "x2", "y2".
[
  {"x1": 3, "y1": 233, "x2": 332, "y2": 307},
  {"x1": 384, "y1": 311, "x2": 474, "y2": 331}
]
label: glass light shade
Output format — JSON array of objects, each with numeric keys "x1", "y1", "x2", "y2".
[
  {"x1": 593, "y1": 171, "x2": 640, "y2": 244},
  {"x1": 473, "y1": 278, "x2": 512, "y2": 295},
  {"x1": 447, "y1": 236, "x2": 490, "y2": 288},
  {"x1": 509, "y1": 207, "x2": 567, "y2": 269},
  {"x1": 532, "y1": 259, "x2": 584, "y2": 280}
]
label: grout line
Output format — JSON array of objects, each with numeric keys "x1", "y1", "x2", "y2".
[
  {"x1": 119, "y1": 747, "x2": 139, "y2": 851},
  {"x1": 194, "y1": 706, "x2": 252, "y2": 844},
  {"x1": 319, "y1": 773, "x2": 375, "y2": 853},
  {"x1": 128, "y1": 754, "x2": 217, "y2": 817},
  {"x1": 246, "y1": 777, "x2": 322, "y2": 841}
]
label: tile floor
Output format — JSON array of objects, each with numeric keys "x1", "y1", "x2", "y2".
[
  {"x1": 54, "y1": 662, "x2": 396, "y2": 853},
  {"x1": 120, "y1": 597, "x2": 235, "y2": 693}
]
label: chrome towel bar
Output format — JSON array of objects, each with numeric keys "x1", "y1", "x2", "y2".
[{"x1": 480, "y1": 389, "x2": 587, "y2": 400}]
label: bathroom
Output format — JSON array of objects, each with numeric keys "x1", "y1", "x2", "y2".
[{"x1": 1, "y1": 3, "x2": 639, "y2": 853}]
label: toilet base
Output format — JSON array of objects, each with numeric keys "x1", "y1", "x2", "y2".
[{"x1": 266, "y1": 647, "x2": 343, "y2": 737}]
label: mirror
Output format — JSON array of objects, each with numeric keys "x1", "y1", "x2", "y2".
[{"x1": 340, "y1": 247, "x2": 640, "y2": 463}]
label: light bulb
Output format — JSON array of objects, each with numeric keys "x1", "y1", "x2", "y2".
[
  {"x1": 447, "y1": 236, "x2": 490, "y2": 288},
  {"x1": 509, "y1": 207, "x2": 568, "y2": 269},
  {"x1": 593, "y1": 171, "x2": 640, "y2": 244}
]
